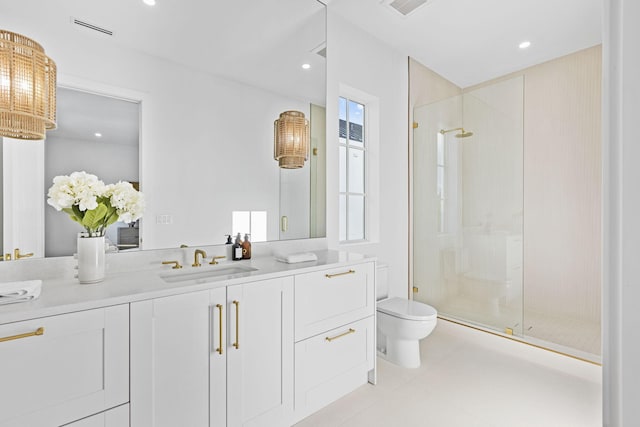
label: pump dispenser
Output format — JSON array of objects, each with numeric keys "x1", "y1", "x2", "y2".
[
  {"x1": 242, "y1": 233, "x2": 251, "y2": 259},
  {"x1": 232, "y1": 233, "x2": 243, "y2": 261}
]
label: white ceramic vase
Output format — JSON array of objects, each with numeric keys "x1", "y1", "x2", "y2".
[{"x1": 77, "y1": 234, "x2": 106, "y2": 284}]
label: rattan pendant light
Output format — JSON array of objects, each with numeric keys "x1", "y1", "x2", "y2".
[
  {"x1": 0, "y1": 30, "x2": 57, "y2": 140},
  {"x1": 274, "y1": 110, "x2": 309, "y2": 169}
]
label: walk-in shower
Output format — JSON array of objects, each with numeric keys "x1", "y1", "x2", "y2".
[{"x1": 411, "y1": 74, "x2": 601, "y2": 362}]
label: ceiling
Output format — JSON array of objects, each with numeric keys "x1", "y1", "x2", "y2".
[
  {"x1": 0, "y1": 0, "x2": 326, "y2": 105},
  {"x1": 329, "y1": 0, "x2": 602, "y2": 87},
  {"x1": 2, "y1": 0, "x2": 601, "y2": 99}
]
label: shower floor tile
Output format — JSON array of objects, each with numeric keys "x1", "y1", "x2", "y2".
[{"x1": 437, "y1": 293, "x2": 601, "y2": 358}]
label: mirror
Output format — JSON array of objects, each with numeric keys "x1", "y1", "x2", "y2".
[{"x1": 0, "y1": 0, "x2": 327, "y2": 257}]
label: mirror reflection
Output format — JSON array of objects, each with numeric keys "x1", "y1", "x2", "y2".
[
  {"x1": 0, "y1": 0, "x2": 327, "y2": 257},
  {"x1": 45, "y1": 88, "x2": 140, "y2": 257}
]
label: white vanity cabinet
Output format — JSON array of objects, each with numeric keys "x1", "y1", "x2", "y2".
[
  {"x1": 292, "y1": 262, "x2": 376, "y2": 422},
  {"x1": 130, "y1": 276, "x2": 294, "y2": 427},
  {"x1": 0, "y1": 305, "x2": 129, "y2": 427}
]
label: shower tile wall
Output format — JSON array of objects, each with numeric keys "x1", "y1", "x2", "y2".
[{"x1": 522, "y1": 46, "x2": 602, "y2": 357}]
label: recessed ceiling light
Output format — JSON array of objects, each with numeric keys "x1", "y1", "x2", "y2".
[
  {"x1": 94, "y1": 132, "x2": 102, "y2": 138},
  {"x1": 143, "y1": 0, "x2": 156, "y2": 6},
  {"x1": 519, "y1": 40, "x2": 531, "y2": 49},
  {"x1": 301, "y1": 63, "x2": 311, "y2": 70}
]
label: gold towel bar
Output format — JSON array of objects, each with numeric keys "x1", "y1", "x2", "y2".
[
  {"x1": 0, "y1": 327, "x2": 44, "y2": 343},
  {"x1": 325, "y1": 269, "x2": 355, "y2": 279},
  {"x1": 325, "y1": 328, "x2": 355, "y2": 342}
]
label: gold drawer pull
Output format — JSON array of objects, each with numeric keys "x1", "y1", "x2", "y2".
[
  {"x1": 325, "y1": 269, "x2": 355, "y2": 279},
  {"x1": 0, "y1": 327, "x2": 44, "y2": 343},
  {"x1": 215, "y1": 304, "x2": 223, "y2": 355},
  {"x1": 232, "y1": 300, "x2": 240, "y2": 349},
  {"x1": 325, "y1": 328, "x2": 355, "y2": 342}
]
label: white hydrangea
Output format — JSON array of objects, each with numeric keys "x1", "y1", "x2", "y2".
[
  {"x1": 105, "y1": 181, "x2": 145, "y2": 224},
  {"x1": 47, "y1": 171, "x2": 106, "y2": 212}
]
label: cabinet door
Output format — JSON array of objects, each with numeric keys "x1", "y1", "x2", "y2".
[
  {"x1": 0, "y1": 305, "x2": 128, "y2": 427},
  {"x1": 227, "y1": 277, "x2": 294, "y2": 427},
  {"x1": 131, "y1": 289, "x2": 223, "y2": 427}
]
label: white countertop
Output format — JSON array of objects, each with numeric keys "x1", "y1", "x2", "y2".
[{"x1": 0, "y1": 250, "x2": 375, "y2": 324}]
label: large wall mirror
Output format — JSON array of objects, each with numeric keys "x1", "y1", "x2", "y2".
[{"x1": 1, "y1": 0, "x2": 326, "y2": 257}]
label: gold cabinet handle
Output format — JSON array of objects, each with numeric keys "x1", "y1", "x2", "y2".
[
  {"x1": 325, "y1": 269, "x2": 355, "y2": 279},
  {"x1": 325, "y1": 328, "x2": 355, "y2": 342},
  {"x1": 232, "y1": 300, "x2": 240, "y2": 349},
  {"x1": 215, "y1": 304, "x2": 223, "y2": 355},
  {"x1": 0, "y1": 327, "x2": 44, "y2": 343}
]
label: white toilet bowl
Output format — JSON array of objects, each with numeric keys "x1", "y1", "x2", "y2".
[{"x1": 377, "y1": 297, "x2": 437, "y2": 368}]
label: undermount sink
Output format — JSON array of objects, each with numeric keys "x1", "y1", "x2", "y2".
[{"x1": 160, "y1": 265, "x2": 258, "y2": 283}]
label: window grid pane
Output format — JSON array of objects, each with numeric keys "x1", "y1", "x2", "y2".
[
  {"x1": 339, "y1": 96, "x2": 366, "y2": 242},
  {"x1": 347, "y1": 194, "x2": 365, "y2": 241}
]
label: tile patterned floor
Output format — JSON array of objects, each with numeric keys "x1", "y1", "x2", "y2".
[{"x1": 295, "y1": 319, "x2": 601, "y2": 427}]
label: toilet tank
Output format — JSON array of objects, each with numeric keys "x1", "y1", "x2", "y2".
[{"x1": 376, "y1": 263, "x2": 389, "y2": 301}]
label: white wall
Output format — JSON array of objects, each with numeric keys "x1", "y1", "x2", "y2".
[
  {"x1": 604, "y1": 0, "x2": 640, "y2": 425},
  {"x1": 326, "y1": 9, "x2": 409, "y2": 298}
]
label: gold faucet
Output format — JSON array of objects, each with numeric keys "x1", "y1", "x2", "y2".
[
  {"x1": 0, "y1": 253, "x2": 11, "y2": 261},
  {"x1": 193, "y1": 249, "x2": 207, "y2": 267},
  {"x1": 209, "y1": 255, "x2": 226, "y2": 265},
  {"x1": 162, "y1": 260, "x2": 183, "y2": 269},
  {"x1": 14, "y1": 248, "x2": 33, "y2": 260}
]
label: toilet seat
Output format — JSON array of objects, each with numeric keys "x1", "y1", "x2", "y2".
[{"x1": 377, "y1": 297, "x2": 437, "y2": 321}]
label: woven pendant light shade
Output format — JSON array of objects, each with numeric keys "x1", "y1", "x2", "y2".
[
  {"x1": 274, "y1": 110, "x2": 309, "y2": 169},
  {"x1": 0, "y1": 30, "x2": 57, "y2": 140}
]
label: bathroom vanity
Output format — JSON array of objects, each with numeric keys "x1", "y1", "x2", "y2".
[{"x1": 0, "y1": 250, "x2": 375, "y2": 427}]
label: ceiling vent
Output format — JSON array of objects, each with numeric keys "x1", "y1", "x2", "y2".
[
  {"x1": 71, "y1": 17, "x2": 114, "y2": 36},
  {"x1": 312, "y1": 42, "x2": 327, "y2": 59},
  {"x1": 384, "y1": 0, "x2": 430, "y2": 16}
]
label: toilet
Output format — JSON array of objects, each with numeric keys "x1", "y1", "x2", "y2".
[{"x1": 376, "y1": 264, "x2": 438, "y2": 368}]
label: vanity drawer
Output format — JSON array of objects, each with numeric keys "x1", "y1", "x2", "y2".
[
  {"x1": 0, "y1": 305, "x2": 129, "y2": 427},
  {"x1": 294, "y1": 262, "x2": 374, "y2": 341},
  {"x1": 294, "y1": 316, "x2": 374, "y2": 419}
]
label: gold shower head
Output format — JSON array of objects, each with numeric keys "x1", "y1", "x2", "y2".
[{"x1": 439, "y1": 127, "x2": 474, "y2": 138}]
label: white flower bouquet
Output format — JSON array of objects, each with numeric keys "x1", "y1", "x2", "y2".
[{"x1": 47, "y1": 171, "x2": 145, "y2": 237}]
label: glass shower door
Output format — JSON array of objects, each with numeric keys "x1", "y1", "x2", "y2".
[{"x1": 412, "y1": 76, "x2": 524, "y2": 336}]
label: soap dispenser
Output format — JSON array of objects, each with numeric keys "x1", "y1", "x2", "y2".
[
  {"x1": 232, "y1": 233, "x2": 243, "y2": 261},
  {"x1": 225, "y1": 234, "x2": 232, "y2": 244},
  {"x1": 242, "y1": 233, "x2": 251, "y2": 259}
]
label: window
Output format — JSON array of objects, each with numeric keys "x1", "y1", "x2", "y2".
[{"x1": 339, "y1": 97, "x2": 366, "y2": 242}]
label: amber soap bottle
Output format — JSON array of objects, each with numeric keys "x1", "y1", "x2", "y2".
[{"x1": 242, "y1": 233, "x2": 251, "y2": 259}]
